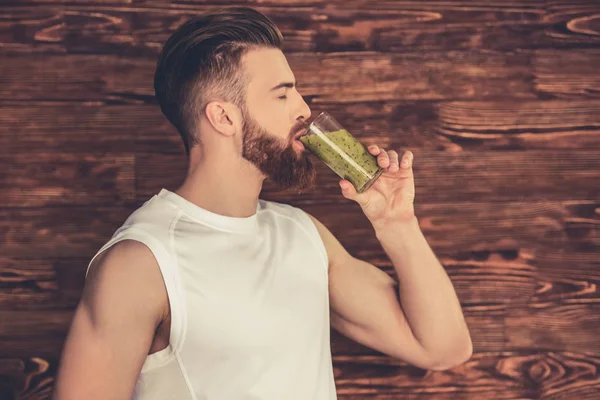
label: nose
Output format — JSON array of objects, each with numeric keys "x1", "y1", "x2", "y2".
[{"x1": 297, "y1": 94, "x2": 312, "y2": 123}]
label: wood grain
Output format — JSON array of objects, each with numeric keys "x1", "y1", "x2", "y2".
[
  {"x1": 4, "y1": 100, "x2": 599, "y2": 155},
  {"x1": 2, "y1": 0, "x2": 600, "y2": 398},
  {"x1": 137, "y1": 150, "x2": 600, "y2": 204},
  {"x1": 3, "y1": 253, "x2": 597, "y2": 357},
  {"x1": 535, "y1": 49, "x2": 600, "y2": 98},
  {"x1": 0, "y1": 358, "x2": 55, "y2": 400},
  {"x1": 435, "y1": 100, "x2": 600, "y2": 150},
  {"x1": 505, "y1": 303, "x2": 600, "y2": 354},
  {"x1": 3, "y1": 2, "x2": 598, "y2": 56},
  {"x1": 0, "y1": 258, "x2": 85, "y2": 311},
  {"x1": 0, "y1": 51, "x2": 535, "y2": 103},
  {"x1": 0, "y1": 207, "x2": 134, "y2": 258},
  {"x1": 0, "y1": 6, "x2": 65, "y2": 54},
  {"x1": 0, "y1": 311, "x2": 73, "y2": 339},
  {"x1": 2, "y1": 200, "x2": 595, "y2": 259},
  {"x1": 0, "y1": 103, "x2": 180, "y2": 154},
  {"x1": 0, "y1": 3, "x2": 584, "y2": 55},
  {"x1": 303, "y1": 200, "x2": 600, "y2": 256},
  {"x1": 0, "y1": 103, "x2": 141, "y2": 153},
  {"x1": 1, "y1": 351, "x2": 598, "y2": 400},
  {"x1": 333, "y1": 351, "x2": 600, "y2": 399},
  {"x1": 544, "y1": 2, "x2": 600, "y2": 47},
  {"x1": 1, "y1": 154, "x2": 134, "y2": 207}
]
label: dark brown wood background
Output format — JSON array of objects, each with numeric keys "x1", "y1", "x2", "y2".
[{"x1": 1, "y1": 0, "x2": 600, "y2": 399}]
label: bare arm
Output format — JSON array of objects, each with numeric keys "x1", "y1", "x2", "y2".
[
  {"x1": 307, "y1": 213, "x2": 471, "y2": 371},
  {"x1": 374, "y1": 217, "x2": 472, "y2": 368},
  {"x1": 53, "y1": 240, "x2": 169, "y2": 400}
]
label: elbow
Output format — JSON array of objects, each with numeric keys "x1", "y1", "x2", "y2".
[{"x1": 428, "y1": 338, "x2": 473, "y2": 372}]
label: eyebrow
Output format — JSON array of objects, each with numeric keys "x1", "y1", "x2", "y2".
[{"x1": 269, "y1": 80, "x2": 298, "y2": 92}]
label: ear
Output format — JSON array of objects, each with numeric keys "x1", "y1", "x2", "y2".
[{"x1": 205, "y1": 101, "x2": 239, "y2": 137}]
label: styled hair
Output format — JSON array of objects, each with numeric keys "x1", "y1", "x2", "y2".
[{"x1": 153, "y1": 7, "x2": 283, "y2": 154}]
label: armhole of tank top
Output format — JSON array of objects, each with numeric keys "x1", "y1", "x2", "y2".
[
  {"x1": 292, "y1": 207, "x2": 329, "y2": 274},
  {"x1": 84, "y1": 224, "x2": 187, "y2": 373}
]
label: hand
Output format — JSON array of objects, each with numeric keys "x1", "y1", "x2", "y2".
[{"x1": 339, "y1": 146, "x2": 415, "y2": 227}]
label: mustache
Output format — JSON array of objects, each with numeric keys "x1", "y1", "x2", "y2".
[{"x1": 290, "y1": 120, "x2": 308, "y2": 139}]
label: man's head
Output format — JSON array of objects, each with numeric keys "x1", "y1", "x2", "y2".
[{"x1": 154, "y1": 7, "x2": 315, "y2": 192}]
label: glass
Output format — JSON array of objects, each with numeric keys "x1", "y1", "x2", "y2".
[{"x1": 299, "y1": 112, "x2": 384, "y2": 193}]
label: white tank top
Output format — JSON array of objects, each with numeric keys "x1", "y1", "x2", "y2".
[{"x1": 86, "y1": 188, "x2": 337, "y2": 400}]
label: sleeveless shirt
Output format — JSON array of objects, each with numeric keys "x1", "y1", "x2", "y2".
[{"x1": 86, "y1": 188, "x2": 338, "y2": 400}]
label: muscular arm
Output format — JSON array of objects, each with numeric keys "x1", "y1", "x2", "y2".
[
  {"x1": 307, "y1": 213, "x2": 471, "y2": 371},
  {"x1": 53, "y1": 240, "x2": 169, "y2": 400}
]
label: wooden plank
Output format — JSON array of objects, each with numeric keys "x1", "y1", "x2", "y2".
[
  {"x1": 2, "y1": 200, "x2": 595, "y2": 260},
  {"x1": 1, "y1": 153, "x2": 134, "y2": 208},
  {"x1": 3, "y1": 0, "x2": 130, "y2": 3},
  {"x1": 0, "y1": 339, "x2": 66, "y2": 359},
  {"x1": 4, "y1": 239, "x2": 598, "y2": 327},
  {"x1": 0, "y1": 3, "x2": 564, "y2": 55},
  {"x1": 293, "y1": 50, "x2": 534, "y2": 103},
  {"x1": 0, "y1": 311, "x2": 73, "y2": 339},
  {"x1": 0, "y1": 51, "x2": 534, "y2": 103},
  {"x1": 0, "y1": 357, "x2": 55, "y2": 400},
  {"x1": 137, "y1": 150, "x2": 600, "y2": 203},
  {"x1": 0, "y1": 258, "x2": 85, "y2": 311},
  {"x1": 544, "y1": 2, "x2": 600, "y2": 47},
  {"x1": 333, "y1": 352, "x2": 535, "y2": 398},
  {"x1": 0, "y1": 103, "x2": 182, "y2": 154},
  {"x1": 360, "y1": 248, "x2": 599, "y2": 305},
  {"x1": 0, "y1": 207, "x2": 134, "y2": 258},
  {"x1": 0, "y1": 351, "x2": 598, "y2": 400},
  {"x1": 2, "y1": 3, "x2": 598, "y2": 55},
  {"x1": 333, "y1": 351, "x2": 600, "y2": 399},
  {"x1": 436, "y1": 100, "x2": 600, "y2": 150},
  {"x1": 3, "y1": 230, "x2": 598, "y2": 311},
  {"x1": 505, "y1": 303, "x2": 600, "y2": 354},
  {"x1": 535, "y1": 49, "x2": 600, "y2": 98},
  {"x1": 304, "y1": 200, "x2": 600, "y2": 255},
  {"x1": 3, "y1": 100, "x2": 599, "y2": 156},
  {"x1": 0, "y1": 6, "x2": 65, "y2": 54},
  {"x1": 309, "y1": 100, "x2": 600, "y2": 151},
  {"x1": 135, "y1": 0, "x2": 543, "y2": 7},
  {"x1": 0, "y1": 262, "x2": 598, "y2": 354}
]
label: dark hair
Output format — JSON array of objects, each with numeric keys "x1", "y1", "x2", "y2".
[{"x1": 153, "y1": 7, "x2": 283, "y2": 155}]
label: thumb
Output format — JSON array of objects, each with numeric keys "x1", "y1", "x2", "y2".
[{"x1": 339, "y1": 180, "x2": 358, "y2": 200}]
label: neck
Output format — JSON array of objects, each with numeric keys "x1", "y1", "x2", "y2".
[{"x1": 175, "y1": 147, "x2": 264, "y2": 218}]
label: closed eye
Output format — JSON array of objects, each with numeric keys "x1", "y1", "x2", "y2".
[{"x1": 278, "y1": 95, "x2": 287, "y2": 100}]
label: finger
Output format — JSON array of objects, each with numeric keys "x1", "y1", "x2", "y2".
[
  {"x1": 339, "y1": 179, "x2": 358, "y2": 200},
  {"x1": 388, "y1": 150, "x2": 399, "y2": 172},
  {"x1": 377, "y1": 149, "x2": 390, "y2": 168},
  {"x1": 401, "y1": 150, "x2": 413, "y2": 168},
  {"x1": 368, "y1": 145, "x2": 381, "y2": 156}
]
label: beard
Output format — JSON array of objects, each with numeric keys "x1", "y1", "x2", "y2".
[{"x1": 240, "y1": 108, "x2": 316, "y2": 193}]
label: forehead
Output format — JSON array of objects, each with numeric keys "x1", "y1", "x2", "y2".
[{"x1": 243, "y1": 47, "x2": 295, "y2": 93}]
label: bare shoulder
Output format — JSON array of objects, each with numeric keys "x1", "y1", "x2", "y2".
[
  {"x1": 84, "y1": 239, "x2": 169, "y2": 327},
  {"x1": 54, "y1": 242, "x2": 168, "y2": 399}
]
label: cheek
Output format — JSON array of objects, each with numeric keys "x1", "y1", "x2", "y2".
[
  {"x1": 263, "y1": 113, "x2": 289, "y2": 138},
  {"x1": 247, "y1": 100, "x2": 289, "y2": 137}
]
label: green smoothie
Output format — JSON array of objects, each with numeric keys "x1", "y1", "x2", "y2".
[{"x1": 299, "y1": 129, "x2": 383, "y2": 193}]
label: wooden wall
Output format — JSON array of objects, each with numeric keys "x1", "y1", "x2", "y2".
[{"x1": 1, "y1": 1, "x2": 600, "y2": 399}]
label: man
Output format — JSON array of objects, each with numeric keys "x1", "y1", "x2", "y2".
[{"x1": 53, "y1": 7, "x2": 472, "y2": 400}]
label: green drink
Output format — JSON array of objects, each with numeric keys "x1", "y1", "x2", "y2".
[{"x1": 299, "y1": 112, "x2": 384, "y2": 193}]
